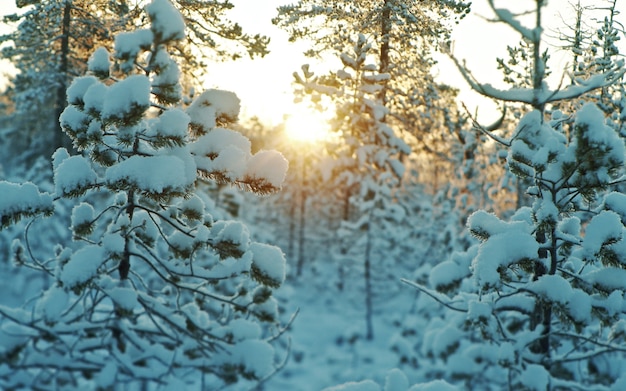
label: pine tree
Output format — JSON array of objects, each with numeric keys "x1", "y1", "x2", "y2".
[
  {"x1": 293, "y1": 34, "x2": 410, "y2": 340},
  {"x1": 403, "y1": 1, "x2": 626, "y2": 389},
  {"x1": 272, "y1": 2, "x2": 482, "y2": 308},
  {"x1": 0, "y1": 1, "x2": 289, "y2": 388}
]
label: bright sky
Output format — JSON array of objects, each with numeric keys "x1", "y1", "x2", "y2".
[
  {"x1": 0, "y1": 4, "x2": 18, "y2": 84},
  {"x1": 1, "y1": 0, "x2": 624, "y2": 129},
  {"x1": 209, "y1": 0, "x2": 626, "y2": 126},
  {"x1": 436, "y1": 0, "x2": 626, "y2": 123}
]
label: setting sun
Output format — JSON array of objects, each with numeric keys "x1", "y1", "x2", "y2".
[{"x1": 284, "y1": 106, "x2": 332, "y2": 143}]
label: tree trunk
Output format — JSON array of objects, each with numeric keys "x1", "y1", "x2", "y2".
[
  {"x1": 378, "y1": 0, "x2": 391, "y2": 105},
  {"x1": 296, "y1": 156, "x2": 307, "y2": 276},
  {"x1": 288, "y1": 190, "x2": 297, "y2": 263},
  {"x1": 364, "y1": 211, "x2": 374, "y2": 341},
  {"x1": 120, "y1": 190, "x2": 135, "y2": 280},
  {"x1": 55, "y1": 1, "x2": 73, "y2": 153},
  {"x1": 531, "y1": 1, "x2": 545, "y2": 112},
  {"x1": 337, "y1": 186, "x2": 352, "y2": 291},
  {"x1": 570, "y1": 3, "x2": 583, "y2": 80},
  {"x1": 530, "y1": 2, "x2": 553, "y2": 366}
]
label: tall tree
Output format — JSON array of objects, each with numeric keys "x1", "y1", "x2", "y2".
[
  {"x1": 0, "y1": 1, "x2": 289, "y2": 388},
  {"x1": 293, "y1": 34, "x2": 410, "y2": 339}
]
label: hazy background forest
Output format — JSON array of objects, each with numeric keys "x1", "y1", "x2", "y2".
[{"x1": 1, "y1": 0, "x2": 626, "y2": 390}]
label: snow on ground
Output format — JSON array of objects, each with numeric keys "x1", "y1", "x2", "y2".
[{"x1": 264, "y1": 272, "x2": 417, "y2": 390}]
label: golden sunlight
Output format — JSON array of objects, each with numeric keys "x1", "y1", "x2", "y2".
[{"x1": 284, "y1": 106, "x2": 332, "y2": 143}]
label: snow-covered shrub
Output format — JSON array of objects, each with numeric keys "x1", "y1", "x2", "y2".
[{"x1": 0, "y1": 1, "x2": 288, "y2": 389}]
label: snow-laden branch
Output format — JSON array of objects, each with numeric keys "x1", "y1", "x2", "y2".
[
  {"x1": 448, "y1": 52, "x2": 623, "y2": 106},
  {"x1": 487, "y1": 0, "x2": 538, "y2": 42}
]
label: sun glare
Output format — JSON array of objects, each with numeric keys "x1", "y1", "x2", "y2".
[{"x1": 284, "y1": 107, "x2": 332, "y2": 143}]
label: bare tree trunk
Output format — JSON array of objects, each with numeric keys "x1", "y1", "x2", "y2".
[
  {"x1": 530, "y1": 0, "x2": 553, "y2": 371},
  {"x1": 337, "y1": 186, "x2": 351, "y2": 292},
  {"x1": 531, "y1": 0, "x2": 545, "y2": 112},
  {"x1": 364, "y1": 211, "x2": 374, "y2": 341},
  {"x1": 365, "y1": 2, "x2": 391, "y2": 334},
  {"x1": 55, "y1": 1, "x2": 73, "y2": 154},
  {"x1": 570, "y1": 2, "x2": 583, "y2": 80},
  {"x1": 378, "y1": 0, "x2": 391, "y2": 105},
  {"x1": 296, "y1": 156, "x2": 307, "y2": 276},
  {"x1": 287, "y1": 198, "x2": 296, "y2": 262}
]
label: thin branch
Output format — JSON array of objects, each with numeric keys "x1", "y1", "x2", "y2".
[
  {"x1": 135, "y1": 204, "x2": 195, "y2": 238},
  {"x1": 248, "y1": 338, "x2": 292, "y2": 391},
  {"x1": 462, "y1": 102, "x2": 511, "y2": 146},
  {"x1": 400, "y1": 279, "x2": 467, "y2": 312},
  {"x1": 130, "y1": 251, "x2": 247, "y2": 312},
  {"x1": 554, "y1": 331, "x2": 626, "y2": 355},
  {"x1": 267, "y1": 308, "x2": 299, "y2": 343},
  {"x1": 23, "y1": 218, "x2": 55, "y2": 276}
]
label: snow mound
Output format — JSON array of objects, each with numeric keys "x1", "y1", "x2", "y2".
[
  {"x1": 245, "y1": 150, "x2": 289, "y2": 190},
  {"x1": 250, "y1": 242, "x2": 286, "y2": 288},
  {"x1": 54, "y1": 155, "x2": 97, "y2": 197},
  {"x1": 106, "y1": 155, "x2": 193, "y2": 196},
  {"x1": 472, "y1": 231, "x2": 538, "y2": 288},
  {"x1": 59, "y1": 245, "x2": 105, "y2": 289},
  {"x1": 146, "y1": 0, "x2": 185, "y2": 43},
  {"x1": 0, "y1": 182, "x2": 53, "y2": 227}
]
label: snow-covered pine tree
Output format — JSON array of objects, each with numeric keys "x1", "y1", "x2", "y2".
[
  {"x1": 0, "y1": 0, "x2": 289, "y2": 388},
  {"x1": 403, "y1": 1, "x2": 626, "y2": 389},
  {"x1": 293, "y1": 34, "x2": 410, "y2": 340}
]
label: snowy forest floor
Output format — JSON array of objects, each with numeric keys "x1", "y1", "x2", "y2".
[{"x1": 264, "y1": 269, "x2": 420, "y2": 390}]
